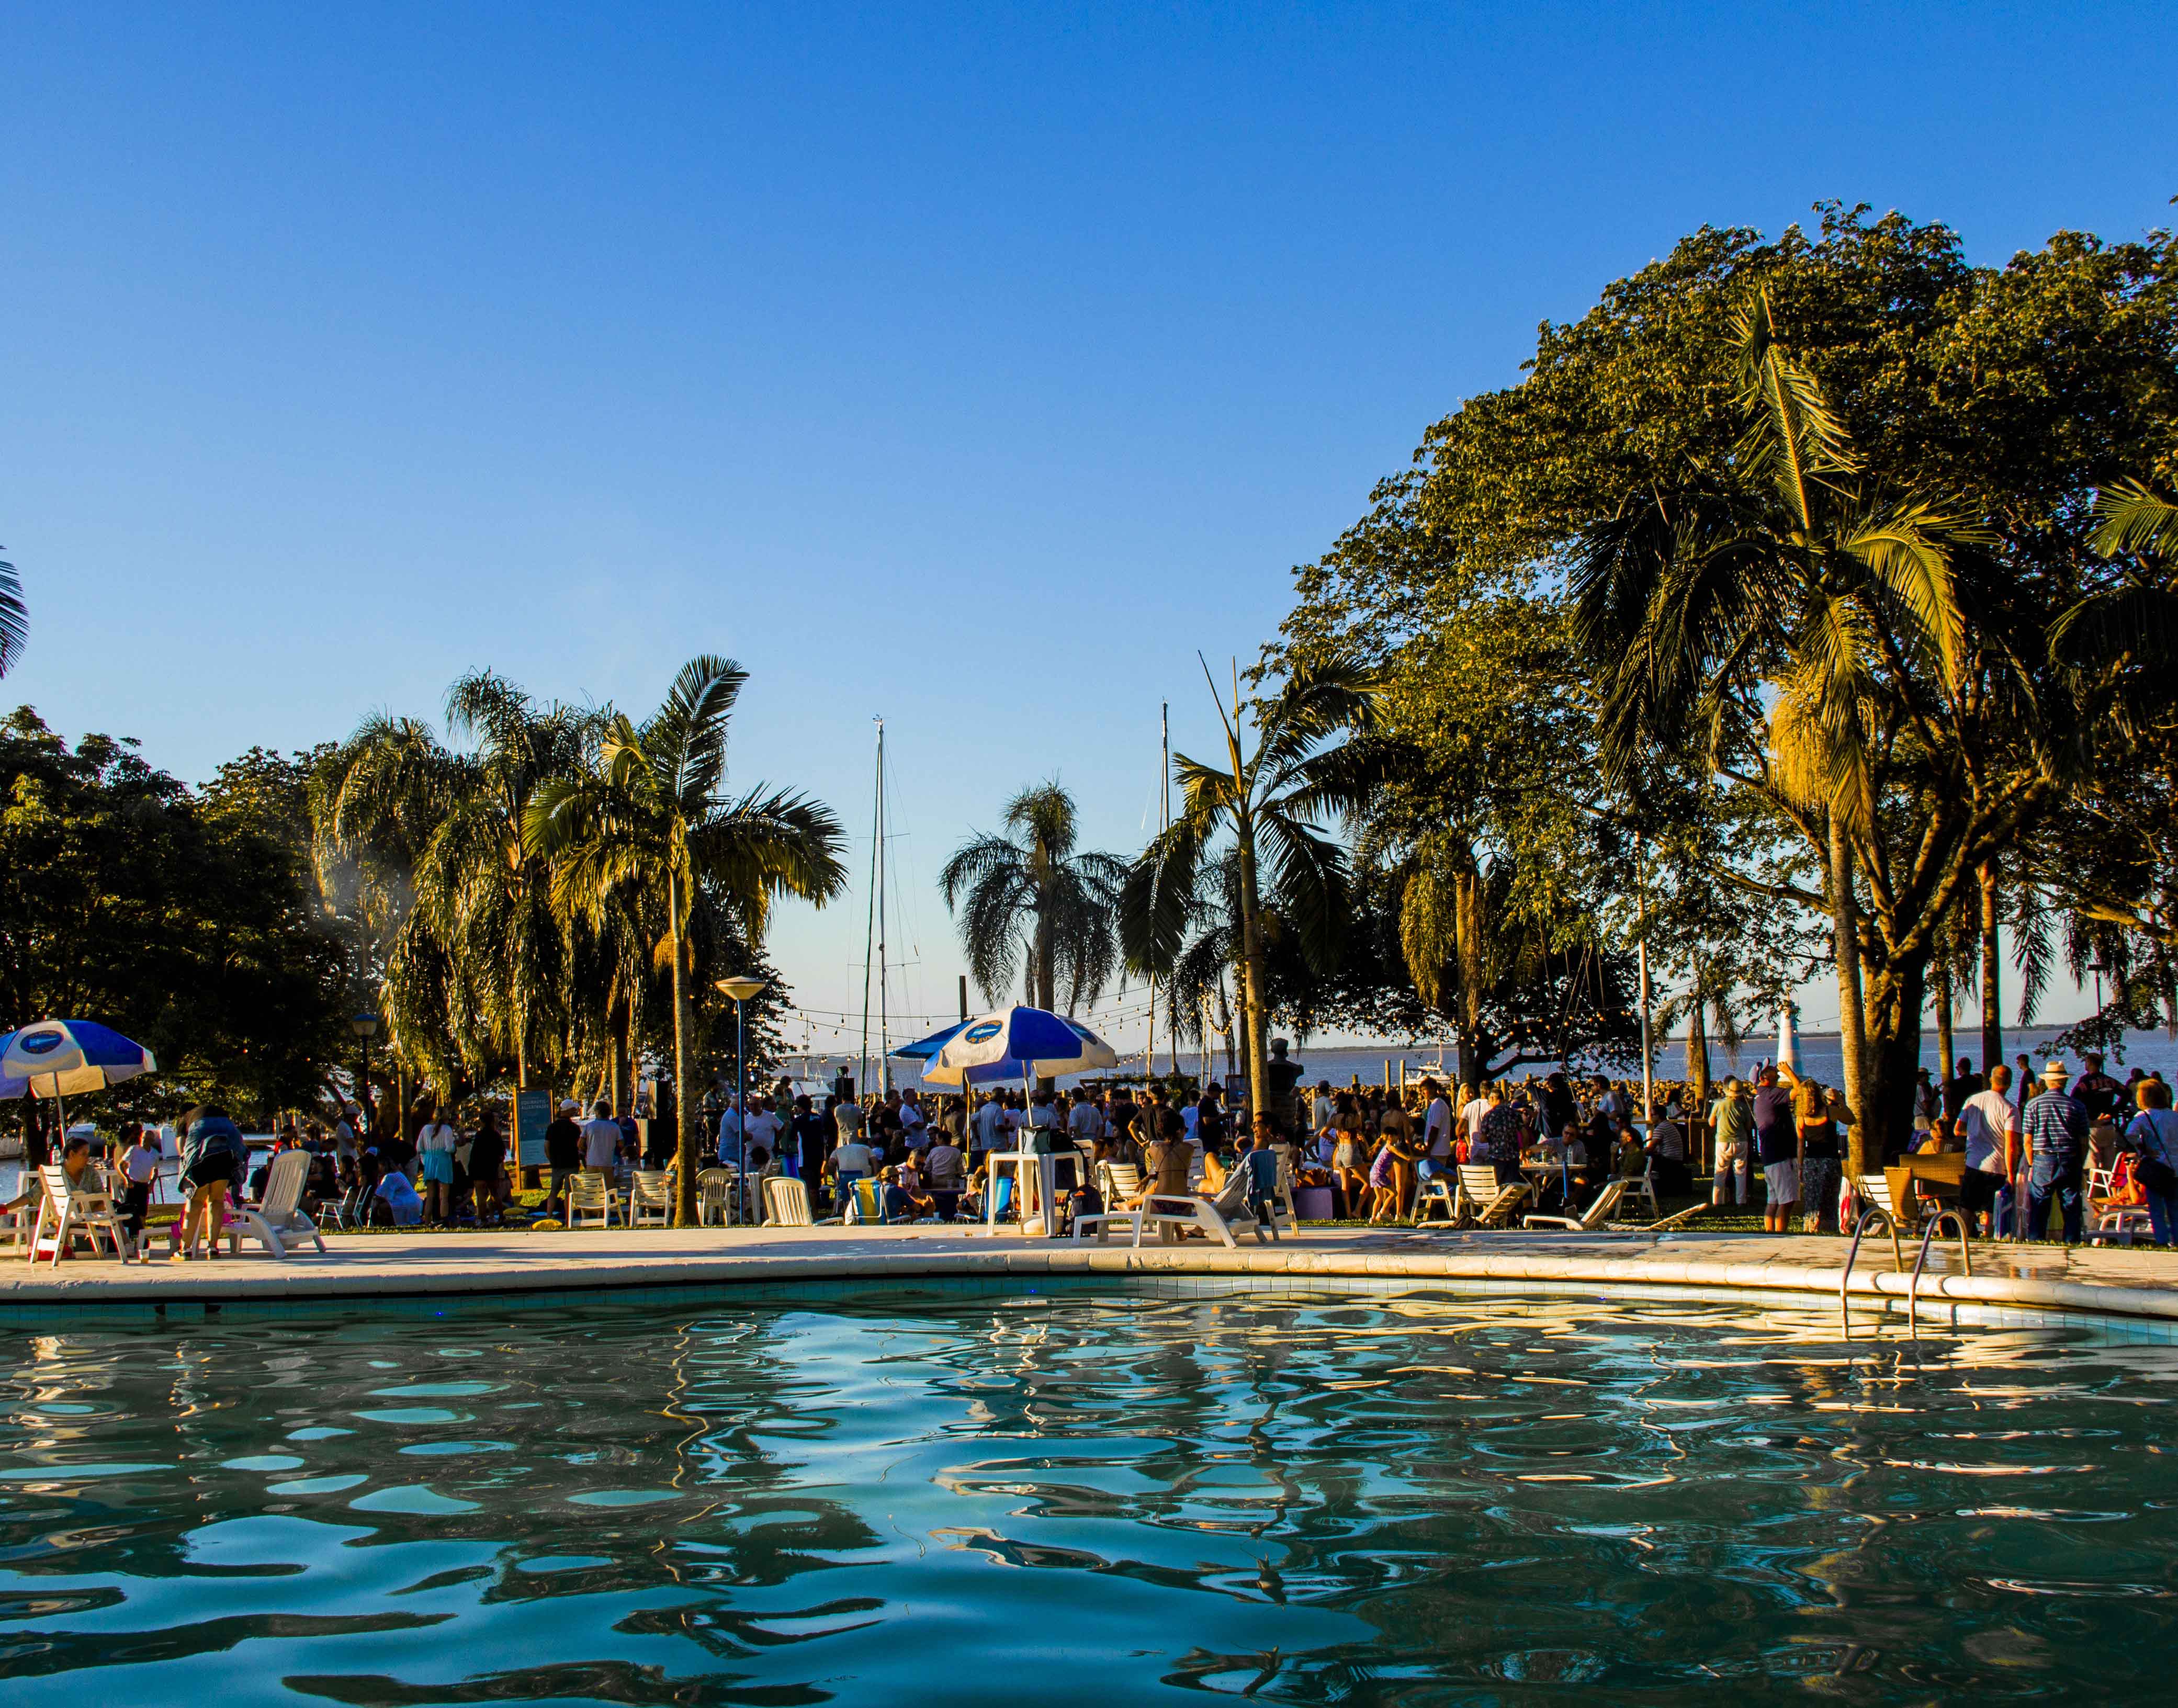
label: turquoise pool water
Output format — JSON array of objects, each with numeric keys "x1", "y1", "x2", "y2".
[{"x1": 1, "y1": 1290, "x2": 2174, "y2": 1703}]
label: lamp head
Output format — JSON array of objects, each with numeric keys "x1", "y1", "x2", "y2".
[
  {"x1": 715, "y1": 977, "x2": 766, "y2": 1003},
  {"x1": 349, "y1": 1012, "x2": 381, "y2": 1040}
]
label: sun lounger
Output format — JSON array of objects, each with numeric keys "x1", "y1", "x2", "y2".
[
  {"x1": 1612, "y1": 1199, "x2": 1708, "y2": 1233},
  {"x1": 231, "y1": 1150, "x2": 327, "y2": 1258},
  {"x1": 1452, "y1": 1164, "x2": 1529, "y2": 1229},
  {"x1": 1521, "y1": 1179, "x2": 1628, "y2": 1231},
  {"x1": 1613, "y1": 1157, "x2": 1661, "y2": 1219}
]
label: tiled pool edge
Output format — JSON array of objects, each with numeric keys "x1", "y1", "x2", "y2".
[{"x1": 6, "y1": 1242, "x2": 2176, "y2": 1343}]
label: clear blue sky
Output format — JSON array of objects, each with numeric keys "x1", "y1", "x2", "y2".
[{"x1": 5, "y1": 3, "x2": 2171, "y2": 1055}]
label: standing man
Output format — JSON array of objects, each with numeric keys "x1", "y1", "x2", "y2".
[
  {"x1": 1710, "y1": 1077, "x2": 1753, "y2": 1207},
  {"x1": 1752, "y1": 1066, "x2": 1798, "y2": 1232},
  {"x1": 1420, "y1": 1078, "x2": 1455, "y2": 1191},
  {"x1": 2075, "y1": 1053, "x2": 2127, "y2": 1178},
  {"x1": 544, "y1": 1099, "x2": 583, "y2": 1213},
  {"x1": 716, "y1": 1096, "x2": 744, "y2": 1169},
  {"x1": 581, "y1": 1101, "x2": 623, "y2": 1177},
  {"x1": 1958, "y1": 1065, "x2": 2021, "y2": 1237},
  {"x1": 1944, "y1": 1056, "x2": 1982, "y2": 1122},
  {"x1": 2022, "y1": 1059, "x2": 2090, "y2": 1243},
  {"x1": 743, "y1": 1098, "x2": 783, "y2": 1171}
]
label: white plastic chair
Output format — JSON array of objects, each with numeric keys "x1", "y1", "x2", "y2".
[
  {"x1": 566, "y1": 1169, "x2": 620, "y2": 1230},
  {"x1": 762, "y1": 1175, "x2": 814, "y2": 1226},
  {"x1": 232, "y1": 1151, "x2": 326, "y2": 1258},
  {"x1": 629, "y1": 1170, "x2": 673, "y2": 1228}
]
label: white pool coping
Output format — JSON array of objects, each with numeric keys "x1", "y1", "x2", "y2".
[{"x1": 5, "y1": 1224, "x2": 2176, "y2": 1332}]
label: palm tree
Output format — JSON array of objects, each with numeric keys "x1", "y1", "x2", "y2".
[
  {"x1": 525, "y1": 657, "x2": 848, "y2": 1224},
  {"x1": 939, "y1": 783, "x2": 1126, "y2": 1026},
  {"x1": 1121, "y1": 658, "x2": 1378, "y2": 1124},
  {"x1": 0, "y1": 550, "x2": 24, "y2": 677},
  {"x1": 1573, "y1": 289, "x2": 1973, "y2": 1172}
]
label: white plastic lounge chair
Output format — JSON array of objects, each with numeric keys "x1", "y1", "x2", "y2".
[
  {"x1": 31, "y1": 1163, "x2": 134, "y2": 1265},
  {"x1": 1612, "y1": 1199, "x2": 1708, "y2": 1233},
  {"x1": 1454, "y1": 1164, "x2": 1529, "y2": 1229},
  {"x1": 1521, "y1": 1179, "x2": 1628, "y2": 1231},
  {"x1": 232, "y1": 1150, "x2": 326, "y2": 1258},
  {"x1": 566, "y1": 1169, "x2": 620, "y2": 1230},
  {"x1": 1073, "y1": 1162, "x2": 1149, "y2": 1243},
  {"x1": 629, "y1": 1170, "x2": 673, "y2": 1228},
  {"x1": 762, "y1": 1175, "x2": 813, "y2": 1226}
]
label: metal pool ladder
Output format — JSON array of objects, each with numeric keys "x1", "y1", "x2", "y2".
[{"x1": 1840, "y1": 1178, "x2": 1972, "y2": 1341}]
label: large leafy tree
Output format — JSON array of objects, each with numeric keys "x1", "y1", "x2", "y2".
[
  {"x1": 1, "y1": 710, "x2": 346, "y2": 1144},
  {"x1": 1295, "y1": 205, "x2": 2176, "y2": 1167},
  {"x1": 526, "y1": 657, "x2": 847, "y2": 1225},
  {"x1": 939, "y1": 782, "x2": 1126, "y2": 1019},
  {"x1": 1122, "y1": 659, "x2": 1375, "y2": 1123},
  {"x1": 1574, "y1": 288, "x2": 1989, "y2": 1169}
]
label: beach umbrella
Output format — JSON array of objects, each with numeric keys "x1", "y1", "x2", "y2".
[
  {"x1": 890, "y1": 1019, "x2": 971, "y2": 1064},
  {"x1": 0, "y1": 1021, "x2": 158, "y2": 1133},
  {"x1": 918, "y1": 1005, "x2": 1118, "y2": 1088}
]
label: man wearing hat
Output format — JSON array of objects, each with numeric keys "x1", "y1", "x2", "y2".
[
  {"x1": 543, "y1": 1098, "x2": 584, "y2": 1215},
  {"x1": 2022, "y1": 1059, "x2": 2090, "y2": 1243}
]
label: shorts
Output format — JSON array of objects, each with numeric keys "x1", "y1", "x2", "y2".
[
  {"x1": 184, "y1": 1156, "x2": 235, "y2": 1189},
  {"x1": 1763, "y1": 1160, "x2": 1800, "y2": 1203},
  {"x1": 420, "y1": 1150, "x2": 456, "y2": 1185}
]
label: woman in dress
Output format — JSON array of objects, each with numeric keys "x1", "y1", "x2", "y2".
[{"x1": 415, "y1": 1103, "x2": 461, "y2": 1225}]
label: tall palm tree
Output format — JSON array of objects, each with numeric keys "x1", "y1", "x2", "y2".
[
  {"x1": 1573, "y1": 289, "x2": 1973, "y2": 1171},
  {"x1": 525, "y1": 656, "x2": 848, "y2": 1225},
  {"x1": 939, "y1": 782, "x2": 1126, "y2": 1023},
  {"x1": 1121, "y1": 658, "x2": 1378, "y2": 1124},
  {"x1": 0, "y1": 550, "x2": 24, "y2": 678}
]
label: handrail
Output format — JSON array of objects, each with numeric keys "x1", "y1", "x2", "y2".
[
  {"x1": 1905, "y1": 1207, "x2": 1973, "y2": 1339},
  {"x1": 1839, "y1": 1206, "x2": 1901, "y2": 1340}
]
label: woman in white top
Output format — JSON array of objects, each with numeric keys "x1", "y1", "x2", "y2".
[{"x1": 415, "y1": 1105, "x2": 461, "y2": 1224}]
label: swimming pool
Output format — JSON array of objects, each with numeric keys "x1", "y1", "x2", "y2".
[{"x1": 2, "y1": 1289, "x2": 2173, "y2": 1703}]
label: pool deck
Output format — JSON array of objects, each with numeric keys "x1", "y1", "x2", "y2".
[{"x1": 5, "y1": 1222, "x2": 2177, "y2": 1326}]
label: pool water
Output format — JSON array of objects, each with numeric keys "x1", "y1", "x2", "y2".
[{"x1": 2, "y1": 1290, "x2": 2174, "y2": 1704}]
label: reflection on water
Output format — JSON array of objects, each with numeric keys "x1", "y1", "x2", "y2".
[{"x1": 1, "y1": 1291, "x2": 2175, "y2": 1704}]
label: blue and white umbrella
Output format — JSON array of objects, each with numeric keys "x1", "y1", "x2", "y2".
[
  {"x1": 0, "y1": 1020, "x2": 158, "y2": 1101},
  {"x1": 918, "y1": 1005, "x2": 1118, "y2": 1088}
]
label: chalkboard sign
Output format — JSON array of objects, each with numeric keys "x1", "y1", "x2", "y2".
[{"x1": 514, "y1": 1087, "x2": 555, "y2": 1167}]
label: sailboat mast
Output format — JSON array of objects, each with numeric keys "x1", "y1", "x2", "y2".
[
  {"x1": 861, "y1": 716, "x2": 881, "y2": 1098},
  {"x1": 1160, "y1": 699, "x2": 1171, "y2": 1077},
  {"x1": 877, "y1": 718, "x2": 890, "y2": 1092}
]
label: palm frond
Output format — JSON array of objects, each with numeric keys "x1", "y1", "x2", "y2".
[{"x1": 0, "y1": 551, "x2": 25, "y2": 677}]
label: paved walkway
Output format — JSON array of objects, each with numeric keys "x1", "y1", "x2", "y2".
[{"x1": 6, "y1": 1222, "x2": 2177, "y2": 1327}]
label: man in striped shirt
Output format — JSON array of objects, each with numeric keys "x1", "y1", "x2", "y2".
[{"x1": 2022, "y1": 1060, "x2": 2090, "y2": 1244}]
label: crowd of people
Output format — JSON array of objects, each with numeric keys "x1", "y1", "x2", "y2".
[{"x1": 23, "y1": 1044, "x2": 2177, "y2": 1255}]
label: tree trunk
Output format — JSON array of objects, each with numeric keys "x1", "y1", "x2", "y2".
[
  {"x1": 1862, "y1": 956, "x2": 1926, "y2": 1168},
  {"x1": 1832, "y1": 817, "x2": 1872, "y2": 1178},
  {"x1": 1454, "y1": 864, "x2": 1485, "y2": 1088},
  {"x1": 1233, "y1": 819, "x2": 1271, "y2": 1130},
  {"x1": 668, "y1": 871, "x2": 697, "y2": 1227},
  {"x1": 1978, "y1": 861, "x2": 2003, "y2": 1079},
  {"x1": 1034, "y1": 906, "x2": 1056, "y2": 1093},
  {"x1": 1686, "y1": 1003, "x2": 1711, "y2": 1108}
]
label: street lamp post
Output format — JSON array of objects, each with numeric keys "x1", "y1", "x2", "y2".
[
  {"x1": 716, "y1": 977, "x2": 766, "y2": 1225},
  {"x1": 349, "y1": 1012, "x2": 381, "y2": 1143}
]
